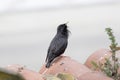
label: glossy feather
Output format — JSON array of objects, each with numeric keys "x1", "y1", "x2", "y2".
[{"x1": 45, "y1": 24, "x2": 69, "y2": 68}]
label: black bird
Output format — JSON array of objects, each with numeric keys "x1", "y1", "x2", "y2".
[{"x1": 45, "y1": 23, "x2": 70, "y2": 68}]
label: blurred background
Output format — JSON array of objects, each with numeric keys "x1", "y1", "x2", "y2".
[{"x1": 0, "y1": 0, "x2": 120, "y2": 71}]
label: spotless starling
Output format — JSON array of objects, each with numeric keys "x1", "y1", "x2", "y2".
[{"x1": 45, "y1": 23, "x2": 70, "y2": 68}]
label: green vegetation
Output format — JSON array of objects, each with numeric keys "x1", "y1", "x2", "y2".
[
  {"x1": 44, "y1": 73, "x2": 75, "y2": 80},
  {"x1": 0, "y1": 68, "x2": 24, "y2": 80},
  {"x1": 92, "y1": 28, "x2": 120, "y2": 80}
]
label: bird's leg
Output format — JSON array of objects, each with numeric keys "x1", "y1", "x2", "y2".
[
  {"x1": 42, "y1": 61, "x2": 52, "y2": 75},
  {"x1": 41, "y1": 68, "x2": 48, "y2": 75}
]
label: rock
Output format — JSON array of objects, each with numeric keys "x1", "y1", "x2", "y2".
[
  {"x1": 84, "y1": 49, "x2": 112, "y2": 70},
  {"x1": 39, "y1": 56, "x2": 91, "y2": 79},
  {"x1": 78, "y1": 71, "x2": 113, "y2": 80},
  {"x1": 5, "y1": 64, "x2": 44, "y2": 80},
  {"x1": 0, "y1": 67, "x2": 24, "y2": 80}
]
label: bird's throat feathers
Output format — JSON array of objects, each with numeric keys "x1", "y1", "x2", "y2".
[{"x1": 57, "y1": 24, "x2": 70, "y2": 38}]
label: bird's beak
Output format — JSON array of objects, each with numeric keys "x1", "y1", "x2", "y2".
[{"x1": 65, "y1": 22, "x2": 69, "y2": 25}]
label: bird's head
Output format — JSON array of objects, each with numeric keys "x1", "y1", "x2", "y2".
[
  {"x1": 57, "y1": 23, "x2": 68, "y2": 32},
  {"x1": 57, "y1": 23, "x2": 70, "y2": 37}
]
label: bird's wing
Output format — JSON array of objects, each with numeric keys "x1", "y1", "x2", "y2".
[
  {"x1": 51, "y1": 37, "x2": 67, "y2": 56},
  {"x1": 45, "y1": 48, "x2": 50, "y2": 62},
  {"x1": 45, "y1": 37, "x2": 67, "y2": 62},
  {"x1": 45, "y1": 37, "x2": 56, "y2": 62}
]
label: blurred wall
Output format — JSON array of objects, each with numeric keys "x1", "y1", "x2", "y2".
[{"x1": 0, "y1": 1, "x2": 120, "y2": 71}]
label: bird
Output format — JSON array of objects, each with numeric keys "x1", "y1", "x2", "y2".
[{"x1": 45, "y1": 23, "x2": 70, "y2": 68}]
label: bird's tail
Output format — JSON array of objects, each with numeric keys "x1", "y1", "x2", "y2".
[
  {"x1": 45, "y1": 54, "x2": 56, "y2": 68},
  {"x1": 46, "y1": 62, "x2": 51, "y2": 68}
]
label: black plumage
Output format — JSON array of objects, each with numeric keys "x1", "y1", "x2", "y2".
[{"x1": 45, "y1": 23, "x2": 70, "y2": 68}]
